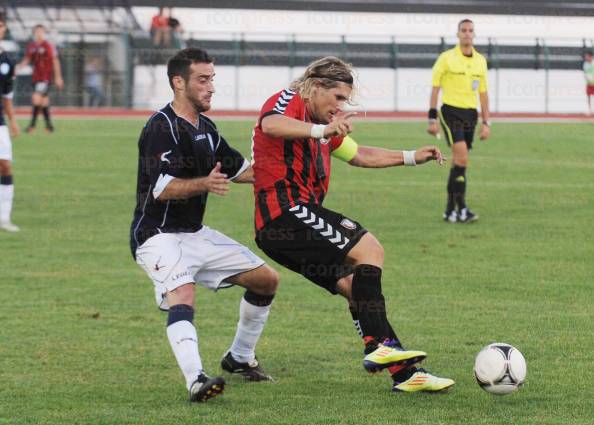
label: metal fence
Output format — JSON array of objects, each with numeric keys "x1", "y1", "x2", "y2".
[{"x1": 11, "y1": 31, "x2": 594, "y2": 110}]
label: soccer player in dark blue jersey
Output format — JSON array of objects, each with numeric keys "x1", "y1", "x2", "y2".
[
  {"x1": 0, "y1": 14, "x2": 20, "y2": 232},
  {"x1": 130, "y1": 48, "x2": 279, "y2": 403}
]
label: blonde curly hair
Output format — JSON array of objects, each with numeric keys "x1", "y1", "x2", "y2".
[{"x1": 289, "y1": 56, "x2": 356, "y2": 101}]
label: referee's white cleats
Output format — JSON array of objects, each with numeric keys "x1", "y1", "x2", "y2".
[
  {"x1": 0, "y1": 221, "x2": 20, "y2": 232},
  {"x1": 443, "y1": 211, "x2": 457, "y2": 223},
  {"x1": 459, "y1": 208, "x2": 479, "y2": 223}
]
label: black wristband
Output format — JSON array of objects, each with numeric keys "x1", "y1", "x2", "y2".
[{"x1": 428, "y1": 108, "x2": 438, "y2": 119}]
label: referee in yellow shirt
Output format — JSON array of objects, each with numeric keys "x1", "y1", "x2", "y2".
[{"x1": 427, "y1": 19, "x2": 490, "y2": 223}]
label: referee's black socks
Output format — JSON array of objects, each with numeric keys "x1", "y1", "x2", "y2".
[{"x1": 449, "y1": 166, "x2": 467, "y2": 211}]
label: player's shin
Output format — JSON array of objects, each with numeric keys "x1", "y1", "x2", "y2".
[
  {"x1": 349, "y1": 298, "x2": 403, "y2": 348},
  {"x1": 42, "y1": 106, "x2": 53, "y2": 129},
  {"x1": 30, "y1": 105, "x2": 40, "y2": 128},
  {"x1": 350, "y1": 264, "x2": 390, "y2": 350},
  {"x1": 0, "y1": 175, "x2": 14, "y2": 223},
  {"x1": 166, "y1": 304, "x2": 203, "y2": 390},
  {"x1": 452, "y1": 165, "x2": 467, "y2": 210},
  {"x1": 446, "y1": 168, "x2": 456, "y2": 213},
  {"x1": 229, "y1": 291, "x2": 274, "y2": 363}
]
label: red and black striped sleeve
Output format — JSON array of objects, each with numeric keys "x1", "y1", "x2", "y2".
[{"x1": 258, "y1": 88, "x2": 301, "y2": 127}]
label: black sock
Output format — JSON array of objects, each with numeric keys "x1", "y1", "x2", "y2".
[
  {"x1": 167, "y1": 304, "x2": 194, "y2": 326},
  {"x1": 392, "y1": 365, "x2": 418, "y2": 383},
  {"x1": 243, "y1": 290, "x2": 275, "y2": 306},
  {"x1": 30, "y1": 105, "x2": 41, "y2": 127},
  {"x1": 349, "y1": 303, "x2": 364, "y2": 338},
  {"x1": 446, "y1": 169, "x2": 456, "y2": 212},
  {"x1": 351, "y1": 302, "x2": 403, "y2": 349},
  {"x1": 42, "y1": 106, "x2": 52, "y2": 128},
  {"x1": 452, "y1": 165, "x2": 467, "y2": 211},
  {"x1": 351, "y1": 264, "x2": 391, "y2": 348}
]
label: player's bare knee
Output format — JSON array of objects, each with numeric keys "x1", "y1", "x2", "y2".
[
  {"x1": 0, "y1": 160, "x2": 10, "y2": 176},
  {"x1": 362, "y1": 233, "x2": 384, "y2": 263},
  {"x1": 454, "y1": 157, "x2": 468, "y2": 167},
  {"x1": 348, "y1": 233, "x2": 384, "y2": 267},
  {"x1": 166, "y1": 283, "x2": 195, "y2": 307},
  {"x1": 262, "y1": 266, "x2": 280, "y2": 294}
]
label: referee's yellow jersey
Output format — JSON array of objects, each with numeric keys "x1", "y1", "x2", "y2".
[{"x1": 432, "y1": 45, "x2": 488, "y2": 109}]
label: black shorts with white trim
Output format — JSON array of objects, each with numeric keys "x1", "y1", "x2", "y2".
[
  {"x1": 255, "y1": 203, "x2": 367, "y2": 294},
  {"x1": 438, "y1": 103, "x2": 478, "y2": 148}
]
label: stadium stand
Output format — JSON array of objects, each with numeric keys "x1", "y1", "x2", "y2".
[
  {"x1": 3, "y1": 1, "x2": 593, "y2": 110},
  {"x1": 7, "y1": 0, "x2": 594, "y2": 16}
]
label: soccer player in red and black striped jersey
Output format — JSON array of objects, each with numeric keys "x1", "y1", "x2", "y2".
[
  {"x1": 16, "y1": 24, "x2": 63, "y2": 133},
  {"x1": 252, "y1": 56, "x2": 455, "y2": 393}
]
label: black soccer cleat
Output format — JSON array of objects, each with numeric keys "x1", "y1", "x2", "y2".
[
  {"x1": 189, "y1": 373, "x2": 225, "y2": 403},
  {"x1": 221, "y1": 351, "x2": 273, "y2": 382},
  {"x1": 458, "y1": 207, "x2": 479, "y2": 223},
  {"x1": 45, "y1": 125, "x2": 55, "y2": 133}
]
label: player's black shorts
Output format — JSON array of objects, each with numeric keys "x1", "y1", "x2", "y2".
[
  {"x1": 439, "y1": 103, "x2": 478, "y2": 149},
  {"x1": 255, "y1": 203, "x2": 367, "y2": 295},
  {"x1": 32, "y1": 81, "x2": 51, "y2": 96}
]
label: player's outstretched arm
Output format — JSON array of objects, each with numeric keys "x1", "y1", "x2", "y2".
[
  {"x1": 348, "y1": 145, "x2": 444, "y2": 168},
  {"x1": 261, "y1": 112, "x2": 355, "y2": 140},
  {"x1": 158, "y1": 162, "x2": 230, "y2": 200}
]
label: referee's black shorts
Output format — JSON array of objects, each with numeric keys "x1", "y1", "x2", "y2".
[
  {"x1": 255, "y1": 203, "x2": 367, "y2": 295},
  {"x1": 439, "y1": 104, "x2": 478, "y2": 149}
]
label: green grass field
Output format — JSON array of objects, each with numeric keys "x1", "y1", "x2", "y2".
[{"x1": 1, "y1": 117, "x2": 593, "y2": 425}]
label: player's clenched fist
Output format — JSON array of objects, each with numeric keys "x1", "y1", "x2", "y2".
[
  {"x1": 415, "y1": 145, "x2": 445, "y2": 165},
  {"x1": 325, "y1": 111, "x2": 357, "y2": 137},
  {"x1": 427, "y1": 121, "x2": 440, "y2": 137}
]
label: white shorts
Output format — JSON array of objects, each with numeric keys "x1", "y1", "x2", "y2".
[
  {"x1": 135, "y1": 226, "x2": 265, "y2": 310},
  {"x1": 0, "y1": 126, "x2": 11, "y2": 161}
]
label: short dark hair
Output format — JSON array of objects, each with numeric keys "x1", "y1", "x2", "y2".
[
  {"x1": 0, "y1": 12, "x2": 6, "y2": 24},
  {"x1": 458, "y1": 19, "x2": 473, "y2": 30},
  {"x1": 167, "y1": 48, "x2": 213, "y2": 89},
  {"x1": 586, "y1": 51, "x2": 593, "y2": 58},
  {"x1": 33, "y1": 24, "x2": 46, "y2": 31}
]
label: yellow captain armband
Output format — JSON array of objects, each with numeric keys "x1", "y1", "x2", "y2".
[{"x1": 331, "y1": 135, "x2": 358, "y2": 162}]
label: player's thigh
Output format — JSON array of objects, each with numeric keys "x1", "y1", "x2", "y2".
[
  {"x1": 462, "y1": 109, "x2": 478, "y2": 150},
  {"x1": 0, "y1": 126, "x2": 12, "y2": 165},
  {"x1": 165, "y1": 283, "x2": 195, "y2": 307},
  {"x1": 452, "y1": 140, "x2": 469, "y2": 166},
  {"x1": 345, "y1": 232, "x2": 384, "y2": 268},
  {"x1": 256, "y1": 204, "x2": 367, "y2": 294},
  {"x1": 187, "y1": 226, "x2": 266, "y2": 292},
  {"x1": 225, "y1": 263, "x2": 279, "y2": 295},
  {"x1": 135, "y1": 232, "x2": 196, "y2": 310}
]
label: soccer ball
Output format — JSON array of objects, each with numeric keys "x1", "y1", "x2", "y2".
[{"x1": 474, "y1": 343, "x2": 527, "y2": 395}]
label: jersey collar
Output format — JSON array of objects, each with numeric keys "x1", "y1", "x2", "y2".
[{"x1": 456, "y1": 44, "x2": 476, "y2": 58}]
